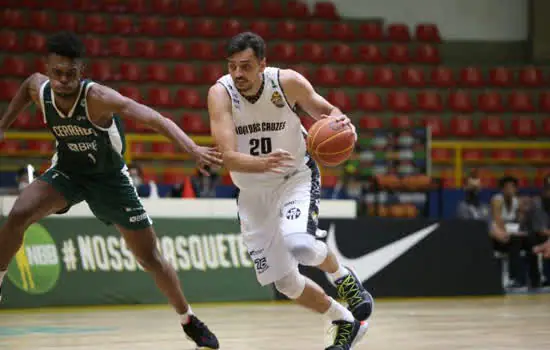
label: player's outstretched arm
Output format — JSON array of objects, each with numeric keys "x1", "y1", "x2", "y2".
[
  {"x1": 0, "y1": 73, "x2": 47, "y2": 137},
  {"x1": 208, "y1": 84, "x2": 294, "y2": 174},
  {"x1": 87, "y1": 84, "x2": 222, "y2": 170}
]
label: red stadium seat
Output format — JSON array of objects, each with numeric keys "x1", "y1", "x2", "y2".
[
  {"x1": 24, "y1": 33, "x2": 46, "y2": 53},
  {"x1": 511, "y1": 116, "x2": 537, "y2": 137},
  {"x1": 173, "y1": 63, "x2": 197, "y2": 84},
  {"x1": 195, "y1": 19, "x2": 219, "y2": 38},
  {"x1": 357, "y1": 92, "x2": 383, "y2": 112},
  {"x1": 358, "y1": 45, "x2": 384, "y2": 63},
  {"x1": 401, "y1": 67, "x2": 425, "y2": 87},
  {"x1": 112, "y1": 16, "x2": 134, "y2": 35},
  {"x1": 331, "y1": 23, "x2": 355, "y2": 41},
  {"x1": 478, "y1": 92, "x2": 504, "y2": 113},
  {"x1": 249, "y1": 21, "x2": 272, "y2": 39},
  {"x1": 519, "y1": 66, "x2": 544, "y2": 87},
  {"x1": 1, "y1": 9, "x2": 26, "y2": 28},
  {"x1": 30, "y1": 11, "x2": 53, "y2": 32},
  {"x1": 491, "y1": 149, "x2": 516, "y2": 161},
  {"x1": 387, "y1": 23, "x2": 411, "y2": 41},
  {"x1": 138, "y1": 17, "x2": 162, "y2": 36},
  {"x1": 151, "y1": 0, "x2": 175, "y2": 14},
  {"x1": 302, "y1": 43, "x2": 326, "y2": 63},
  {"x1": 56, "y1": 13, "x2": 78, "y2": 32},
  {"x1": 82, "y1": 14, "x2": 109, "y2": 34},
  {"x1": 372, "y1": 67, "x2": 396, "y2": 87},
  {"x1": 543, "y1": 117, "x2": 550, "y2": 136},
  {"x1": 480, "y1": 116, "x2": 506, "y2": 137},
  {"x1": 387, "y1": 44, "x2": 410, "y2": 64},
  {"x1": 166, "y1": 18, "x2": 189, "y2": 37},
  {"x1": 540, "y1": 92, "x2": 550, "y2": 112},
  {"x1": 259, "y1": 0, "x2": 284, "y2": 18},
  {"x1": 189, "y1": 41, "x2": 215, "y2": 60},
  {"x1": 331, "y1": 44, "x2": 354, "y2": 63},
  {"x1": 147, "y1": 88, "x2": 172, "y2": 107},
  {"x1": 415, "y1": 44, "x2": 440, "y2": 64},
  {"x1": 33, "y1": 57, "x2": 47, "y2": 74},
  {"x1": 489, "y1": 67, "x2": 513, "y2": 87},
  {"x1": 448, "y1": 91, "x2": 474, "y2": 113},
  {"x1": 162, "y1": 40, "x2": 187, "y2": 59},
  {"x1": 201, "y1": 63, "x2": 225, "y2": 84},
  {"x1": 523, "y1": 149, "x2": 547, "y2": 162},
  {"x1": 146, "y1": 63, "x2": 170, "y2": 82},
  {"x1": 232, "y1": 0, "x2": 256, "y2": 17},
  {"x1": 205, "y1": 0, "x2": 228, "y2": 16},
  {"x1": 222, "y1": 19, "x2": 243, "y2": 38},
  {"x1": 0, "y1": 30, "x2": 19, "y2": 52},
  {"x1": 313, "y1": 1, "x2": 338, "y2": 19},
  {"x1": 459, "y1": 67, "x2": 483, "y2": 87},
  {"x1": 390, "y1": 115, "x2": 412, "y2": 129},
  {"x1": 153, "y1": 142, "x2": 176, "y2": 154},
  {"x1": 327, "y1": 90, "x2": 352, "y2": 111},
  {"x1": 90, "y1": 61, "x2": 113, "y2": 81},
  {"x1": 288, "y1": 0, "x2": 309, "y2": 18},
  {"x1": 0, "y1": 80, "x2": 18, "y2": 101},
  {"x1": 315, "y1": 65, "x2": 340, "y2": 87},
  {"x1": 415, "y1": 23, "x2": 441, "y2": 42},
  {"x1": 462, "y1": 150, "x2": 483, "y2": 161},
  {"x1": 359, "y1": 115, "x2": 383, "y2": 130},
  {"x1": 130, "y1": 141, "x2": 146, "y2": 155},
  {"x1": 11, "y1": 111, "x2": 32, "y2": 130},
  {"x1": 181, "y1": 113, "x2": 209, "y2": 134},
  {"x1": 134, "y1": 39, "x2": 157, "y2": 58},
  {"x1": 108, "y1": 37, "x2": 131, "y2": 57},
  {"x1": 179, "y1": 0, "x2": 202, "y2": 16},
  {"x1": 421, "y1": 115, "x2": 445, "y2": 137},
  {"x1": 430, "y1": 66, "x2": 455, "y2": 87},
  {"x1": 388, "y1": 91, "x2": 414, "y2": 113},
  {"x1": 271, "y1": 43, "x2": 297, "y2": 62},
  {"x1": 359, "y1": 22, "x2": 383, "y2": 41},
  {"x1": 508, "y1": 91, "x2": 535, "y2": 113},
  {"x1": 450, "y1": 115, "x2": 475, "y2": 137},
  {"x1": 28, "y1": 140, "x2": 54, "y2": 154},
  {"x1": 417, "y1": 91, "x2": 443, "y2": 112},
  {"x1": 431, "y1": 148, "x2": 451, "y2": 162},
  {"x1": 174, "y1": 89, "x2": 203, "y2": 109},
  {"x1": 277, "y1": 21, "x2": 299, "y2": 40},
  {"x1": 118, "y1": 86, "x2": 141, "y2": 102},
  {"x1": 304, "y1": 22, "x2": 327, "y2": 40},
  {"x1": 126, "y1": 0, "x2": 148, "y2": 13},
  {"x1": 119, "y1": 62, "x2": 141, "y2": 81},
  {"x1": 289, "y1": 64, "x2": 310, "y2": 80},
  {"x1": 343, "y1": 67, "x2": 368, "y2": 86},
  {"x1": 0, "y1": 140, "x2": 21, "y2": 154},
  {"x1": 75, "y1": 0, "x2": 100, "y2": 11},
  {"x1": 2, "y1": 57, "x2": 28, "y2": 77}
]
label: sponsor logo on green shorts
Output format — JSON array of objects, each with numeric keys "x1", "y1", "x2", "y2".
[{"x1": 7, "y1": 224, "x2": 60, "y2": 294}]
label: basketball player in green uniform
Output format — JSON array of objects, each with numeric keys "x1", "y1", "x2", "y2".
[{"x1": 0, "y1": 32, "x2": 220, "y2": 349}]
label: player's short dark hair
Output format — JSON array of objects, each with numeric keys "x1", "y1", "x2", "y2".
[
  {"x1": 47, "y1": 32, "x2": 85, "y2": 60},
  {"x1": 499, "y1": 176, "x2": 518, "y2": 189},
  {"x1": 226, "y1": 32, "x2": 266, "y2": 60}
]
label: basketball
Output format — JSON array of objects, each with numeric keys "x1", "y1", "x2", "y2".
[{"x1": 306, "y1": 118, "x2": 356, "y2": 167}]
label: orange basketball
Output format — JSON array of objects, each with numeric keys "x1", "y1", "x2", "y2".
[{"x1": 306, "y1": 118, "x2": 355, "y2": 167}]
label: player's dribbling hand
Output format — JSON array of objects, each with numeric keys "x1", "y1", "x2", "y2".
[
  {"x1": 320, "y1": 114, "x2": 357, "y2": 142},
  {"x1": 263, "y1": 149, "x2": 295, "y2": 174}
]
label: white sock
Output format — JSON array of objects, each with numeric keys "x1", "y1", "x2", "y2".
[
  {"x1": 0, "y1": 270, "x2": 6, "y2": 286},
  {"x1": 179, "y1": 305, "x2": 194, "y2": 325},
  {"x1": 329, "y1": 265, "x2": 350, "y2": 282},
  {"x1": 325, "y1": 298, "x2": 354, "y2": 323}
]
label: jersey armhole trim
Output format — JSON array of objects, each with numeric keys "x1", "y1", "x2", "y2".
[
  {"x1": 84, "y1": 82, "x2": 113, "y2": 132},
  {"x1": 277, "y1": 69, "x2": 298, "y2": 116},
  {"x1": 39, "y1": 80, "x2": 48, "y2": 124}
]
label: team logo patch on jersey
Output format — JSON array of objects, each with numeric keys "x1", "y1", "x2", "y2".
[
  {"x1": 286, "y1": 207, "x2": 301, "y2": 220},
  {"x1": 271, "y1": 91, "x2": 285, "y2": 108}
]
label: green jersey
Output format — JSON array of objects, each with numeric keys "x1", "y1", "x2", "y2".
[{"x1": 40, "y1": 79, "x2": 126, "y2": 175}]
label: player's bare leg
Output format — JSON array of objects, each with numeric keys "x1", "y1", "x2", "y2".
[
  {"x1": 0, "y1": 180, "x2": 68, "y2": 301},
  {"x1": 117, "y1": 225, "x2": 219, "y2": 349}
]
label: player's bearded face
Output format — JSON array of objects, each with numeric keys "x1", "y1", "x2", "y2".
[
  {"x1": 228, "y1": 49, "x2": 266, "y2": 94},
  {"x1": 47, "y1": 54, "x2": 82, "y2": 98}
]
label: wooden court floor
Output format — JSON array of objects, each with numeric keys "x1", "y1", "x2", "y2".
[{"x1": 1, "y1": 295, "x2": 549, "y2": 349}]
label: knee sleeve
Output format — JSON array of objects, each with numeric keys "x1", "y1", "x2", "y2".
[
  {"x1": 285, "y1": 233, "x2": 328, "y2": 267},
  {"x1": 274, "y1": 270, "x2": 306, "y2": 299}
]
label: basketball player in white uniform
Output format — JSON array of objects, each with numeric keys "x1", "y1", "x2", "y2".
[{"x1": 208, "y1": 32, "x2": 373, "y2": 350}]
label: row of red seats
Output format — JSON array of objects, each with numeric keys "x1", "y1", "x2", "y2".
[
  {"x1": 0, "y1": 31, "x2": 441, "y2": 64},
  {"x1": 438, "y1": 169, "x2": 550, "y2": 189},
  {"x1": 2, "y1": 10, "x2": 441, "y2": 42},
  {"x1": 326, "y1": 90, "x2": 550, "y2": 113},
  {"x1": 433, "y1": 149, "x2": 550, "y2": 162},
  {"x1": 360, "y1": 115, "x2": 550, "y2": 138},
  {"x1": 0, "y1": 0, "x2": 331, "y2": 19},
  {"x1": 3, "y1": 56, "x2": 546, "y2": 89}
]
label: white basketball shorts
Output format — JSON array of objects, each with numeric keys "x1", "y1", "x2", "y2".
[{"x1": 237, "y1": 159, "x2": 321, "y2": 286}]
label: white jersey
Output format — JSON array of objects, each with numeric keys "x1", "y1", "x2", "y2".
[
  {"x1": 217, "y1": 67, "x2": 311, "y2": 190},
  {"x1": 493, "y1": 194, "x2": 519, "y2": 222}
]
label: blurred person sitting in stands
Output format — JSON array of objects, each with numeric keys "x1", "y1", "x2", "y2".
[
  {"x1": 456, "y1": 169, "x2": 489, "y2": 220},
  {"x1": 490, "y1": 176, "x2": 539, "y2": 289},
  {"x1": 170, "y1": 165, "x2": 220, "y2": 198},
  {"x1": 128, "y1": 163, "x2": 158, "y2": 198},
  {"x1": 528, "y1": 175, "x2": 550, "y2": 285},
  {"x1": 13, "y1": 166, "x2": 39, "y2": 194},
  {"x1": 331, "y1": 161, "x2": 364, "y2": 200}
]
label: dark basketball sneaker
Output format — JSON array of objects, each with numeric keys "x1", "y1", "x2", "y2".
[
  {"x1": 325, "y1": 319, "x2": 369, "y2": 350},
  {"x1": 335, "y1": 267, "x2": 374, "y2": 321},
  {"x1": 182, "y1": 315, "x2": 220, "y2": 349}
]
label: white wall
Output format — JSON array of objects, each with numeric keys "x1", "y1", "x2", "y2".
[{"x1": 306, "y1": 0, "x2": 528, "y2": 41}]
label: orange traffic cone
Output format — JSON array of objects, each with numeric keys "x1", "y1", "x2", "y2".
[{"x1": 182, "y1": 176, "x2": 195, "y2": 198}]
